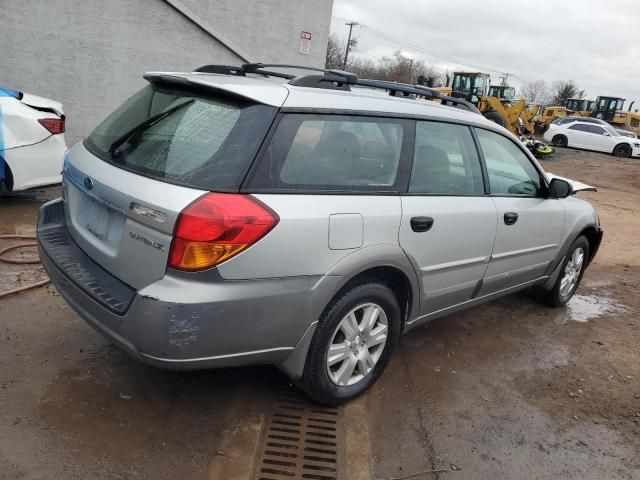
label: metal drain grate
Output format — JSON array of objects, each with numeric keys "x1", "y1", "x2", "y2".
[{"x1": 254, "y1": 391, "x2": 342, "y2": 480}]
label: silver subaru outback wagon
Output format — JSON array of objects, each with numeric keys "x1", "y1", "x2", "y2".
[{"x1": 37, "y1": 64, "x2": 602, "y2": 404}]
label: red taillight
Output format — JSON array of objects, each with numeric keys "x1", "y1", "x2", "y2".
[
  {"x1": 38, "y1": 118, "x2": 65, "y2": 134},
  {"x1": 168, "y1": 193, "x2": 279, "y2": 271}
]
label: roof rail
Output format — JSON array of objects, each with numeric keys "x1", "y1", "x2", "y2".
[
  {"x1": 194, "y1": 63, "x2": 357, "y2": 82},
  {"x1": 192, "y1": 63, "x2": 480, "y2": 114}
]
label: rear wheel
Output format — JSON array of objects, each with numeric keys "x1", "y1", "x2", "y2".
[
  {"x1": 301, "y1": 282, "x2": 401, "y2": 404},
  {"x1": 613, "y1": 143, "x2": 632, "y2": 158},
  {"x1": 483, "y1": 110, "x2": 507, "y2": 128},
  {"x1": 551, "y1": 134, "x2": 568, "y2": 148},
  {"x1": 534, "y1": 236, "x2": 589, "y2": 307}
]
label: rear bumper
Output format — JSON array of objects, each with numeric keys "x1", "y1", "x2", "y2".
[
  {"x1": 4, "y1": 134, "x2": 66, "y2": 191},
  {"x1": 37, "y1": 199, "x2": 340, "y2": 372}
]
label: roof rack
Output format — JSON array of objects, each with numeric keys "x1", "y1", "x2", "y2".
[{"x1": 193, "y1": 63, "x2": 480, "y2": 114}]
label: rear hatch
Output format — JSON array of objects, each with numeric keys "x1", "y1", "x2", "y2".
[{"x1": 62, "y1": 78, "x2": 278, "y2": 289}]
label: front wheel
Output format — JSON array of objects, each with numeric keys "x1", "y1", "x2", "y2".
[
  {"x1": 613, "y1": 143, "x2": 632, "y2": 158},
  {"x1": 301, "y1": 282, "x2": 401, "y2": 404},
  {"x1": 534, "y1": 236, "x2": 589, "y2": 307}
]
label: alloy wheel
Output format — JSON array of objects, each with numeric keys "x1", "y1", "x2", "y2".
[
  {"x1": 560, "y1": 247, "x2": 584, "y2": 297},
  {"x1": 326, "y1": 303, "x2": 389, "y2": 386}
]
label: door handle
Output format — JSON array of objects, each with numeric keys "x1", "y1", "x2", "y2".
[
  {"x1": 410, "y1": 216, "x2": 434, "y2": 232},
  {"x1": 504, "y1": 212, "x2": 519, "y2": 225}
]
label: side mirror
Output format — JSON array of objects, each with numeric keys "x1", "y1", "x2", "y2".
[
  {"x1": 549, "y1": 178, "x2": 572, "y2": 198},
  {"x1": 603, "y1": 132, "x2": 611, "y2": 136}
]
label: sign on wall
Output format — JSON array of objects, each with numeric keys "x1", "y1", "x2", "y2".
[{"x1": 299, "y1": 31, "x2": 312, "y2": 55}]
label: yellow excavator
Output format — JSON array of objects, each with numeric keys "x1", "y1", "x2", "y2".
[
  {"x1": 537, "y1": 98, "x2": 595, "y2": 130},
  {"x1": 590, "y1": 96, "x2": 640, "y2": 135},
  {"x1": 435, "y1": 72, "x2": 536, "y2": 135}
]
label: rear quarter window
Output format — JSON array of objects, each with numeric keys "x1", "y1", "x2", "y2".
[{"x1": 86, "y1": 84, "x2": 275, "y2": 191}]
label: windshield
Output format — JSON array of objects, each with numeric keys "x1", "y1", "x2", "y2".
[
  {"x1": 473, "y1": 75, "x2": 488, "y2": 94},
  {"x1": 566, "y1": 99, "x2": 585, "y2": 111},
  {"x1": 453, "y1": 75, "x2": 471, "y2": 93},
  {"x1": 605, "y1": 126, "x2": 621, "y2": 136},
  {"x1": 86, "y1": 84, "x2": 275, "y2": 190},
  {"x1": 489, "y1": 86, "x2": 514, "y2": 100}
]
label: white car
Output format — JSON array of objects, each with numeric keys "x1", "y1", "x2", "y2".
[
  {"x1": 1, "y1": 87, "x2": 67, "y2": 191},
  {"x1": 544, "y1": 119, "x2": 640, "y2": 158}
]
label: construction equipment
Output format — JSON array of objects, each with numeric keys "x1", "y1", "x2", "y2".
[
  {"x1": 590, "y1": 96, "x2": 640, "y2": 135},
  {"x1": 565, "y1": 98, "x2": 594, "y2": 116},
  {"x1": 438, "y1": 72, "x2": 536, "y2": 134},
  {"x1": 488, "y1": 85, "x2": 516, "y2": 101},
  {"x1": 535, "y1": 98, "x2": 594, "y2": 133}
]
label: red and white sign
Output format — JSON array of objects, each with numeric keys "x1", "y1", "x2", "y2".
[{"x1": 299, "y1": 31, "x2": 312, "y2": 55}]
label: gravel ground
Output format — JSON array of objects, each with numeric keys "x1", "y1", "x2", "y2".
[{"x1": 1, "y1": 148, "x2": 639, "y2": 480}]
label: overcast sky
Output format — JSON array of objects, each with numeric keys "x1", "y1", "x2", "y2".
[{"x1": 331, "y1": 0, "x2": 640, "y2": 105}]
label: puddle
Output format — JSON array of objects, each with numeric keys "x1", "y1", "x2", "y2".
[{"x1": 566, "y1": 294, "x2": 625, "y2": 323}]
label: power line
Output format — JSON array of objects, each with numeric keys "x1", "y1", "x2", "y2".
[{"x1": 330, "y1": 15, "x2": 511, "y2": 76}]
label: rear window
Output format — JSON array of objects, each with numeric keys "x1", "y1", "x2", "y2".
[
  {"x1": 248, "y1": 114, "x2": 409, "y2": 192},
  {"x1": 86, "y1": 84, "x2": 275, "y2": 190}
]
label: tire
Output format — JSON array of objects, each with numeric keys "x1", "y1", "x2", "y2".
[
  {"x1": 483, "y1": 110, "x2": 507, "y2": 128},
  {"x1": 551, "y1": 134, "x2": 568, "y2": 148},
  {"x1": 535, "y1": 144, "x2": 555, "y2": 157},
  {"x1": 613, "y1": 143, "x2": 632, "y2": 158},
  {"x1": 301, "y1": 281, "x2": 401, "y2": 405},
  {"x1": 534, "y1": 236, "x2": 589, "y2": 307}
]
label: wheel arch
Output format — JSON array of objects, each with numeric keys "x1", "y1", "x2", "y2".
[
  {"x1": 278, "y1": 246, "x2": 422, "y2": 380},
  {"x1": 320, "y1": 245, "x2": 422, "y2": 330},
  {"x1": 326, "y1": 265, "x2": 415, "y2": 331},
  {"x1": 540, "y1": 222, "x2": 601, "y2": 292},
  {"x1": 1, "y1": 156, "x2": 13, "y2": 192},
  {"x1": 613, "y1": 142, "x2": 632, "y2": 157},
  {"x1": 552, "y1": 133, "x2": 568, "y2": 146},
  {"x1": 579, "y1": 224, "x2": 602, "y2": 265}
]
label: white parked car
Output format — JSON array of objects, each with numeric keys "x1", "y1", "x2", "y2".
[
  {"x1": 1, "y1": 86, "x2": 67, "y2": 191},
  {"x1": 544, "y1": 119, "x2": 640, "y2": 158}
]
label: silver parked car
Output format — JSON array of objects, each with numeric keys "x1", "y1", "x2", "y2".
[{"x1": 37, "y1": 64, "x2": 603, "y2": 404}]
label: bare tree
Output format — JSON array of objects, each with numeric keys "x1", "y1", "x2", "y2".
[
  {"x1": 325, "y1": 34, "x2": 345, "y2": 70},
  {"x1": 327, "y1": 42, "x2": 446, "y2": 86},
  {"x1": 551, "y1": 80, "x2": 581, "y2": 105},
  {"x1": 521, "y1": 80, "x2": 552, "y2": 105}
]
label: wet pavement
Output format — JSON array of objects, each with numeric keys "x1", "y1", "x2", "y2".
[{"x1": 1, "y1": 150, "x2": 640, "y2": 479}]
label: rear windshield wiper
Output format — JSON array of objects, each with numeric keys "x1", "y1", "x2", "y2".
[{"x1": 108, "y1": 99, "x2": 195, "y2": 157}]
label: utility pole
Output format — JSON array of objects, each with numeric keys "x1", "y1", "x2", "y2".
[
  {"x1": 500, "y1": 73, "x2": 511, "y2": 86},
  {"x1": 408, "y1": 58, "x2": 414, "y2": 84},
  {"x1": 343, "y1": 22, "x2": 357, "y2": 70}
]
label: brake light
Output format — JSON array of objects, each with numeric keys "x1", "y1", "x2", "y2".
[
  {"x1": 38, "y1": 118, "x2": 65, "y2": 134},
  {"x1": 168, "y1": 193, "x2": 279, "y2": 271}
]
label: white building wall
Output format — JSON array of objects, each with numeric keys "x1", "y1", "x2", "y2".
[{"x1": 0, "y1": 0, "x2": 333, "y2": 143}]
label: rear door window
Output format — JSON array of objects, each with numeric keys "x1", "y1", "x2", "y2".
[
  {"x1": 568, "y1": 124, "x2": 589, "y2": 132},
  {"x1": 248, "y1": 114, "x2": 409, "y2": 191},
  {"x1": 410, "y1": 121, "x2": 484, "y2": 195},
  {"x1": 86, "y1": 84, "x2": 275, "y2": 190}
]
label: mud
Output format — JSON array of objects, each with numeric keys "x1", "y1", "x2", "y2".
[{"x1": 1, "y1": 149, "x2": 639, "y2": 479}]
